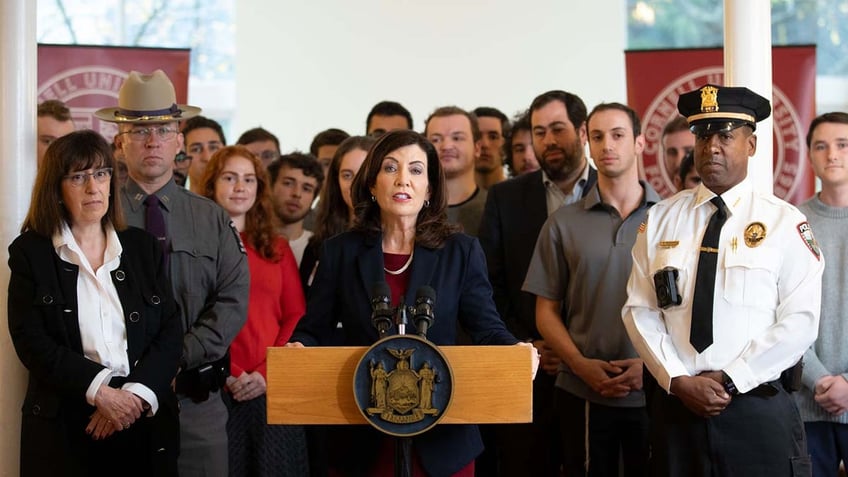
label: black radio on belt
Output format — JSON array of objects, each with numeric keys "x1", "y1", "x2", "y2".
[{"x1": 653, "y1": 267, "x2": 682, "y2": 309}]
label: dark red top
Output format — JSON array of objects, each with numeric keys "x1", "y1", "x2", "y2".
[{"x1": 384, "y1": 252, "x2": 412, "y2": 306}]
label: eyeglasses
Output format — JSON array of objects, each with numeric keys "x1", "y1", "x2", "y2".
[
  {"x1": 258, "y1": 150, "x2": 279, "y2": 162},
  {"x1": 121, "y1": 126, "x2": 178, "y2": 143},
  {"x1": 63, "y1": 168, "x2": 113, "y2": 187}
]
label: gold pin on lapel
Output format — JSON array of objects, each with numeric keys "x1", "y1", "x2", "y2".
[
  {"x1": 659, "y1": 241, "x2": 680, "y2": 248},
  {"x1": 744, "y1": 222, "x2": 767, "y2": 248},
  {"x1": 731, "y1": 237, "x2": 738, "y2": 253}
]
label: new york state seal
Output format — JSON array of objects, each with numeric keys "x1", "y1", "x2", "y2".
[{"x1": 354, "y1": 335, "x2": 453, "y2": 437}]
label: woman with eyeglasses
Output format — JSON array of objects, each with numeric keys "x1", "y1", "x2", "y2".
[
  {"x1": 8, "y1": 130, "x2": 183, "y2": 476},
  {"x1": 200, "y1": 145, "x2": 309, "y2": 476}
]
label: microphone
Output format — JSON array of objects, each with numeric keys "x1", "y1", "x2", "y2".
[
  {"x1": 370, "y1": 282, "x2": 393, "y2": 337},
  {"x1": 413, "y1": 286, "x2": 436, "y2": 338},
  {"x1": 396, "y1": 301, "x2": 409, "y2": 335}
]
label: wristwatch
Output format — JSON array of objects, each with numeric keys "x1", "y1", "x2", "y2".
[{"x1": 721, "y1": 372, "x2": 740, "y2": 396}]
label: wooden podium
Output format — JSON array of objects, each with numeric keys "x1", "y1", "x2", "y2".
[{"x1": 266, "y1": 345, "x2": 533, "y2": 425}]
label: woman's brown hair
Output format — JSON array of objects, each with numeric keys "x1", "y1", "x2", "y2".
[
  {"x1": 310, "y1": 135, "x2": 377, "y2": 250},
  {"x1": 350, "y1": 129, "x2": 457, "y2": 248},
  {"x1": 22, "y1": 129, "x2": 125, "y2": 236}
]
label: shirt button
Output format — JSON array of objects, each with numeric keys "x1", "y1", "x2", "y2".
[
  {"x1": 32, "y1": 405, "x2": 41, "y2": 415},
  {"x1": 129, "y1": 312, "x2": 140, "y2": 323},
  {"x1": 150, "y1": 295, "x2": 161, "y2": 305},
  {"x1": 115, "y1": 270, "x2": 126, "y2": 281},
  {"x1": 42, "y1": 295, "x2": 53, "y2": 304}
]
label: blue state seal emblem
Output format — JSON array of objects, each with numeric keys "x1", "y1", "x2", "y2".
[{"x1": 353, "y1": 334, "x2": 453, "y2": 436}]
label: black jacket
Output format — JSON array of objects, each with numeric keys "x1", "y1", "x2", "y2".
[{"x1": 8, "y1": 226, "x2": 182, "y2": 476}]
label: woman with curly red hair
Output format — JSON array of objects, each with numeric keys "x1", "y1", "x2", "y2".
[{"x1": 201, "y1": 145, "x2": 308, "y2": 476}]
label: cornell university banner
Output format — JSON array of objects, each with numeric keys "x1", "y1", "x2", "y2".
[
  {"x1": 37, "y1": 44, "x2": 190, "y2": 141},
  {"x1": 625, "y1": 46, "x2": 816, "y2": 204}
]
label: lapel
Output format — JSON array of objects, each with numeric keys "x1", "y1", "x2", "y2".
[
  {"x1": 357, "y1": 233, "x2": 387, "y2": 300},
  {"x1": 54, "y1": 256, "x2": 84, "y2": 354},
  {"x1": 525, "y1": 171, "x2": 549, "y2": 233},
  {"x1": 404, "y1": 244, "x2": 439, "y2": 305}
]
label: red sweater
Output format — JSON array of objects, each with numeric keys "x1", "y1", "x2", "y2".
[{"x1": 229, "y1": 234, "x2": 305, "y2": 378}]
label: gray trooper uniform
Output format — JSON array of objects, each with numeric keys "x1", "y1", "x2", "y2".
[{"x1": 122, "y1": 178, "x2": 249, "y2": 477}]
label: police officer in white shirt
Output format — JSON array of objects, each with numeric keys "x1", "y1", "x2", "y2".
[{"x1": 622, "y1": 84, "x2": 824, "y2": 477}]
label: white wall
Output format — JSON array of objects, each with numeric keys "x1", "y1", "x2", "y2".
[{"x1": 234, "y1": 0, "x2": 628, "y2": 151}]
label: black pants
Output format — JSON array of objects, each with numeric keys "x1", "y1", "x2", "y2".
[
  {"x1": 485, "y1": 371, "x2": 563, "y2": 477},
  {"x1": 555, "y1": 388, "x2": 649, "y2": 477},
  {"x1": 648, "y1": 381, "x2": 811, "y2": 477}
]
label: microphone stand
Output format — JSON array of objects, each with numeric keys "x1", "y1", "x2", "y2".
[{"x1": 393, "y1": 302, "x2": 413, "y2": 477}]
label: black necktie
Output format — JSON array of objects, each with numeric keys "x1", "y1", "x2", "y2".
[
  {"x1": 690, "y1": 196, "x2": 728, "y2": 353},
  {"x1": 144, "y1": 194, "x2": 169, "y2": 266}
]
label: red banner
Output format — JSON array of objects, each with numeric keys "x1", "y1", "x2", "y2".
[
  {"x1": 37, "y1": 44, "x2": 190, "y2": 141},
  {"x1": 625, "y1": 46, "x2": 816, "y2": 205}
]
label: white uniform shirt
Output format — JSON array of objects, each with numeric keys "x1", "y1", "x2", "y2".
[
  {"x1": 54, "y1": 223, "x2": 158, "y2": 413},
  {"x1": 622, "y1": 178, "x2": 824, "y2": 394}
]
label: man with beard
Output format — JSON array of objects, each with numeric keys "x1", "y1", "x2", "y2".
[
  {"x1": 473, "y1": 106, "x2": 510, "y2": 189},
  {"x1": 268, "y1": 152, "x2": 324, "y2": 266},
  {"x1": 478, "y1": 90, "x2": 597, "y2": 476},
  {"x1": 425, "y1": 106, "x2": 487, "y2": 236}
]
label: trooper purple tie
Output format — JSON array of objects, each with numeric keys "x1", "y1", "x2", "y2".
[
  {"x1": 690, "y1": 196, "x2": 728, "y2": 353},
  {"x1": 144, "y1": 194, "x2": 169, "y2": 266}
]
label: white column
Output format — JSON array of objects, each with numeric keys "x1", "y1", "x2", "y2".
[
  {"x1": 724, "y1": 0, "x2": 773, "y2": 194},
  {"x1": 0, "y1": 0, "x2": 36, "y2": 473}
]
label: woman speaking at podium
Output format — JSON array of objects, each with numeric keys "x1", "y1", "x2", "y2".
[{"x1": 290, "y1": 129, "x2": 530, "y2": 477}]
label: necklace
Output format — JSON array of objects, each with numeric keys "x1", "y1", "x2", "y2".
[{"x1": 384, "y1": 251, "x2": 414, "y2": 275}]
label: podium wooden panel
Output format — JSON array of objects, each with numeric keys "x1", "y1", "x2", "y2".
[{"x1": 267, "y1": 345, "x2": 532, "y2": 425}]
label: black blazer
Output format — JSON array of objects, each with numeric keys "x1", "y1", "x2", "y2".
[
  {"x1": 291, "y1": 230, "x2": 517, "y2": 477},
  {"x1": 7, "y1": 227, "x2": 182, "y2": 476},
  {"x1": 478, "y1": 167, "x2": 597, "y2": 341}
]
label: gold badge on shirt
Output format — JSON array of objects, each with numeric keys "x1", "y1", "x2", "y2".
[{"x1": 744, "y1": 222, "x2": 767, "y2": 248}]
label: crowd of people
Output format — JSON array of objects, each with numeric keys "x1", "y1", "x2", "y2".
[{"x1": 13, "y1": 68, "x2": 845, "y2": 477}]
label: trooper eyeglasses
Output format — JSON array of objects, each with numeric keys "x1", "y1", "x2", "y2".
[{"x1": 120, "y1": 126, "x2": 179, "y2": 142}]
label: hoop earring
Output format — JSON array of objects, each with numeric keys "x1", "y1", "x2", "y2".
[{"x1": 423, "y1": 200, "x2": 430, "y2": 208}]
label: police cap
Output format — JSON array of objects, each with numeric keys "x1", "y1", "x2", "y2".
[{"x1": 677, "y1": 84, "x2": 771, "y2": 136}]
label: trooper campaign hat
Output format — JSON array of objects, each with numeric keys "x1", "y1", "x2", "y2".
[
  {"x1": 677, "y1": 84, "x2": 771, "y2": 136},
  {"x1": 95, "y1": 69, "x2": 201, "y2": 123}
]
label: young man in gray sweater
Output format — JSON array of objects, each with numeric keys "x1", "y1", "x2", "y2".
[{"x1": 796, "y1": 111, "x2": 848, "y2": 477}]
